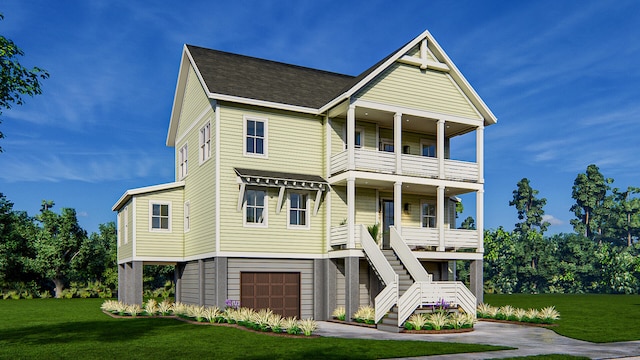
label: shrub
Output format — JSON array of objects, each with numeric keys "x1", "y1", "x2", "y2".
[
  {"x1": 171, "y1": 302, "x2": 189, "y2": 316},
  {"x1": 203, "y1": 306, "x2": 221, "y2": 323},
  {"x1": 449, "y1": 312, "x2": 475, "y2": 329},
  {"x1": 144, "y1": 299, "x2": 158, "y2": 315},
  {"x1": 407, "y1": 314, "x2": 427, "y2": 330},
  {"x1": 539, "y1": 306, "x2": 560, "y2": 323},
  {"x1": 498, "y1": 305, "x2": 516, "y2": 321},
  {"x1": 331, "y1": 306, "x2": 346, "y2": 321},
  {"x1": 426, "y1": 312, "x2": 448, "y2": 330},
  {"x1": 158, "y1": 299, "x2": 173, "y2": 315},
  {"x1": 282, "y1": 317, "x2": 300, "y2": 335},
  {"x1": 126, "y1": 304, "x2": 142, "y2": 317},
  {"x1": 299, "y1": 318, "x2": 317, "y2": 336},
  {"x1": 352, "y1": 306, "x2": 375, "y2": 324}
]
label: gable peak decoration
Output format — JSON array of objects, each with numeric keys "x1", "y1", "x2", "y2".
[{"x1": 397, "y1": 38, "x2": 450, "y2": 72}]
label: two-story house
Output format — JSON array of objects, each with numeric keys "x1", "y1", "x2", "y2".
[{"x1": 112, "y1": 29, "x2": 496, "y2": 332}]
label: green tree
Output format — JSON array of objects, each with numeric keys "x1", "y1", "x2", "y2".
[
  {"x1": 459, "y1": 216, "x2": 475, "y2": 230},
  {"x1": 570, "y1": 164, "x2": 612, "y2": 240},
  {"x1": 509, "y1": 178, "x2": 549, "y2": 234},
  {"x1": 0, "y1": 14, "x2": 49, "y2": 151},
  {"x1": 612, "y1": 187, "x2": 640, "y2": 247},
  {"x1": 72, "y1": 222, "x2": 116, "y2": 288},
  {"x1": 0, "y1": 193, "x2": 35, "y2": 286},
  {"x1": 27, "y1": 203, "x2": 87, "y2": 298},
  {"x1": 483, "y1": 227, "x2": 519, "y2": 293}
]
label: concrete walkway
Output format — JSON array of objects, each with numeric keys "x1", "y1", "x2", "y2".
[{"x1": 315, "y1": 320, "x2": 640, "y2": 359}]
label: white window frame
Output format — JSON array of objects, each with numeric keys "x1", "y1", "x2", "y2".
[
  {"x1": 199, "y1": 122, "x2": 211, "y2": 164},
  {"x1": 243, "y1": 116, "x2": 268, "y2": 158},
  {"x1": 124, "y1": 206, "x2": 129, "y2": 244},
  {"x1": 178, "y1": 144, "x2": 188, "y2": 179},
  {"x1": 243, "y1": 188, "x2": 268, "y2": 227},
  {"x1": 421, "y1": 200, "x2": 436, "y2": 228},
  {"x1": 150, "y1": 201, "x2": 172, "y2": 232},
  {"x1": 343, "y1": 126, "x2": 364, "y2": 150},
  {"x1": 184, "y1": 201, "x2": 191, "y2": 232},
  {"x1": 420, "y1": 139, "x2": 437, "y2": 158},
  {"x1": 379, "y1": 138, "x2": 394, "y2": 153},
  {"x1": 287, "y1": 191, "x2": 310, "y2": 230}
]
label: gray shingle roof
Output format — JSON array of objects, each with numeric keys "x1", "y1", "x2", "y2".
[{"x1": 187, "y1": 45, "x2": 357, "y2": 109}]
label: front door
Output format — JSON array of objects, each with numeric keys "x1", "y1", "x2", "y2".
[{"x1": 381, "y1": 199, "x2": 394, "y2": 249}]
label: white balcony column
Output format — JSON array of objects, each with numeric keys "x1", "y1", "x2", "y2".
[
  {"x1": 347, "y1": 176, "x2": 356, "y2": 249},
  {"x1": 437, "y1": 119, "x2": 445, "y2": 179},
  {"x1": 394, "y1": 112, "x2": 402, "y2": 174},
  {"x1": 476, "y1": 189, "x2": 484, "y2": 253},
  {"x1": 325, "y1": 116, "x2": 331, "y2": 178},
  {"x1": 437, "y1": 185, "x2": 445, "y2": 251},
  {"x1": 394, "y1": 181, "x2": 402, "y2": 234},
  {"x1": 347, "y1": 105, "x2": 356, "y2": 170},
  {"x1": 476, "y1": 124, "x2": 484, "y2": 183}
]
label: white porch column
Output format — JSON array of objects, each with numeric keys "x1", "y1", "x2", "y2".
[
  {"x1": 394, "y1": 181, "x2": 402, "y2": 234},
  {"x1": 476, "y1": 189, "x2": 484, "y2": 253},
  {"x1": 347, "y1": 176, "x2": 356, "y2": 249},
  {"x1": 437, "y1": 185, "x2": 445, "y2": 251},
  {"x1": 394, "y1": 112, "x2": 402, "y2": 174},
  {"x1": 347, "y1": 105, "x2": 356, "y2": 171},
  {"x1": 476, "y1": 125, "x2": 484, "y2": 183},
  {"x1": 437, "y1": 119, "x2": 445, "y2": 179},
  {"x1": 325, "y1": 116, "x2": 331, "y2": 178}
]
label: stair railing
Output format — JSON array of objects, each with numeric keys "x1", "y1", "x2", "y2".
[
  {"x1": 359, "y1": 225, "x2": 398, "y2": 323},
  {"x1": 390, "y1": 226, "x2": 431, "y2": 282}
]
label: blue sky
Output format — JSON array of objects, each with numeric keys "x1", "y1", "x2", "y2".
[{"x1": 2, "y1": 0, "x2": 640, "y2": 235}]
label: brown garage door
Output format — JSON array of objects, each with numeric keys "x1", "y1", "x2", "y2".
[{"x1": 241, "y1": 272, "x2": 300, "y2": 318}]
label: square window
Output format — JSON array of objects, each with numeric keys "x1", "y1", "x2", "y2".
[
  {"x1": 245, "y1": 189, "x2": 267, "y2": 226},
  {"x1": 288, "y1": 192, "x2": 309, "y2": 229},
  {"x1": 421, "y1": 140, "x2": 436, "y2": 158},
  {"x1": 245, "y1": 117, "x2": 267, "y2": 157},
  {"x1": 421, "y1": 202, "x2": 436, "y2": 228},
  {"x1": 151, "y1": 203, "x2": 170, "y2": 231},
  {"x1": 199, "y1": 122, "x2": 211, "y2": 163},
  {"x1": 178, "y1": 144, "x2": 188, "y2": 179}
]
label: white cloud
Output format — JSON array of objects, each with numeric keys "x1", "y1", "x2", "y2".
[{"x1": 542, "y1": 214, "x2": 563, "y2": 226}]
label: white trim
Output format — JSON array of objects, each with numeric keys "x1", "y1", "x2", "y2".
[
  {"x1": 243, "y1": 188, "x2": 268, "y2": 227},
  {"x1": 413, "y1": 251, "x2": 483, "y2": 260},
  {"x1": 149, "y1": 201, "x2": 172, "y2": 232},
  {"x1": 122, "y1": 250, "x2": 379, "y2": 263},
  {"x1": 276, "y1": 186, "x2": 285, "y2": 214},
  {"x1": 287, "y1": 191, "x2": 311, "y2": 230},
  {"x1": 420, "y1": 200, "x2": 436, "y2": 228},
  {"x1": 117, "y1": 211, "x2": 122, "y2": 247},
  {"x1": 379, "y1": 138, "x2": 394, "y2": 152},
  {"x1": 132, "y1": 197, "x2": 137, "y2": 258},
  {"x1": 178, "y1": 143, "x2": 188, "y2": 180},
  {"x1": 184, "y1": 201, "x2": 191, "y2": 233},
  {"x1": 209, "y1": 92, "x2": 318, "y2": 115},
  {"x1": 325, "y1": 116, "x2": 331, "y2": 179},
  {"x1": 243, "y1": 115, "x2": 268, "y2": 158},
  {"x1": 397, "y1": 55, "x2": 450, "y2": 72},
  {"x1": 326, "y1": 249, "x2": 365, "y2": 258},
  {"x1": 118, "y1": 257, "x2": 134, "y2": 265},
  {"x1": 353, "y1": 99, "x2": 483, "y2": 126},
  {"x1": 175, "y1": 106, "x2": 211, "y2": 146},
  {"x1": 112, "y1": 181, "x2": 185, "y2": 211},
  {"x1": 313, "y1": 189, "x2": 322, "y2": 216},
  {"x1": 215, "y1": 102, "x2": 221, "y2": 253},
  {"x1": 198, "y1": 120, "x2": 212, "y2": 165},
  {"x1": 345, "y1": 126, "x2": 364, "y2": 150},
  {"x1": 328, "y1": 170, "x2": 483, "y2": 191},
  {"x1": 326, "y1": 185, "x2": 332, "y2": 253}
]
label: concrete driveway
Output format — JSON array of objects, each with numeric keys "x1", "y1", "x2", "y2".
[{"x1": 315, "y1": 320, "x2": 640, "y2": 359}]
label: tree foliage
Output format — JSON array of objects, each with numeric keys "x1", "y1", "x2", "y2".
[
  {"x1": 509, "y1": 178, "x2": 549, "y2": 234},
  {"x1": 0, "y1": 13, "x2": 50, "y2": 151},
  {"x1": 570, "y1": 164, "x2": 612, "y2": 239}
]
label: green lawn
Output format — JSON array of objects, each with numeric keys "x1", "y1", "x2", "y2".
[
  {"x1": 0, "y1": 299, "x2": 507, "y2": 359},
  {"x1": 484, "y1": 294, "x2": 640, "y2": 343}
]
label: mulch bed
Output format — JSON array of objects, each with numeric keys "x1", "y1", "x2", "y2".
[
  {"x1": 479, "y1": 318, "x2": 558, "y2": 327},
  {"x1": 402, "y1": 328, "x2": 474, "y2": 334},
  {"x1": 102, "y1": 310, "x2": 319, "y2": 337},
  {"x1": 327, "y1": 319, "x2": 376, "y2": 328}
]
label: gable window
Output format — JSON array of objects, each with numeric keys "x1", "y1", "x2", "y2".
[
  {"x1": 151, "y1": 202, "x2": 171, "y2": 231},
  {"x1": 421, "y1": 139, "x2": 436, "y2": 158},
  {"x1": 184, "y1": 201, "x2": 190, "y2": 232},
  {"x1": 244, "y1": 117, "x2": 267, "y2": 157},
  {"x1": 179, "y1": 144, "x2": 188, "y2": 179},
  {"x1": 199, "y1": 122, "x2": 211, "y2": 163},
  {"x1": 288, "y1": 192, "x2": 309, "y2": 229},
  {"x1": 245, "y1": 189, "x2": 267, "y2": 226},
  {"x1": 421, "y1": 202, "x2": 436, "y2": 228}
]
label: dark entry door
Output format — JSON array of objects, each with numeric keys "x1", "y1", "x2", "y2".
[{"x1": 382, "y1": 200, "x2": 394, "y2": 249}]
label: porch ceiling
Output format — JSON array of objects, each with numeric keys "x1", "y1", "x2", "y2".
[{"x1": 330, "y1": 178, "x2": 476, "y2": 196}]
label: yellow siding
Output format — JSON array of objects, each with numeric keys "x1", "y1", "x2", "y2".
[
  {"x1": 330, "y1": 118, "x2": 344, "y2": 156},
  {"x1": 176, "y1": 66, "x2": 211, "y2": 142},
  {"x1": 134, "y1": 188, "x2": 185, "y2": 258},
  {"x1": 357, "y1": 63, "x2": 481, "y2": 119},
  {"x1": 355, "y1": 188, "x2": 377, "y2": 226},
  {"x1": 117, "y1": 202, "x2": 133, "y2": 261},
  {"x1": 331, "y1": 186, "x2": 347, "y2": 227},
  {"x1": 218, "y1": 105, "x2": 325, "y2": 254}
]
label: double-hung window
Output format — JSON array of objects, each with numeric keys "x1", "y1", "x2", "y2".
[
  {"x1": 179, "y1": 144, "x2": 188, "y2": 179},
  {"x1": 151, "y1": 203, "x2": 170, "y2": 231},
  {"x1": 421, "y1": 202, "x2": 436, "y2": 228},
  {"x1": 245, "y1": 189, "x2": 267, "y2": 226},
  {"x1": 184, "y1": 201, "x2": 190, "y2": 232},
  {"x1": 288, "y1": 192, "x2": 309, "y2": 229},
  {"x1": 199, "y1": 122, "x2": 211, "y2": 163},
  {"x1": 245, "y1": 117, "x2": 267, "y2": 157}
]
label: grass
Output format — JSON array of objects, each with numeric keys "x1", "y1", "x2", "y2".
[
  {"x1": 0, "y1": 299, "x2": 508, "y2": 359},
  {"x1": 485, "y1": 294, "x2": 640, "y2": 343}
]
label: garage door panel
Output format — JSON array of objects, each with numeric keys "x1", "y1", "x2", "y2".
[{"x1": 241, "y1": 272, "x2": 300, "y2": 318}]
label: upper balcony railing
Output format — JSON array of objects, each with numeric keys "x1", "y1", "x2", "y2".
[{"x1": 330, "y1": 149, "x2": 478, "y2": 182}]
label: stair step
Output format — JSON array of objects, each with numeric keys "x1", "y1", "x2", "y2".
[{"x1": 377, "y1": 323, "x2": 402, "y2": 333}]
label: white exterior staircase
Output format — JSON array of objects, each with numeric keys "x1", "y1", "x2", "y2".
[{"x1": 359, "y1": 225, "x2": 477, "y2": 332}]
